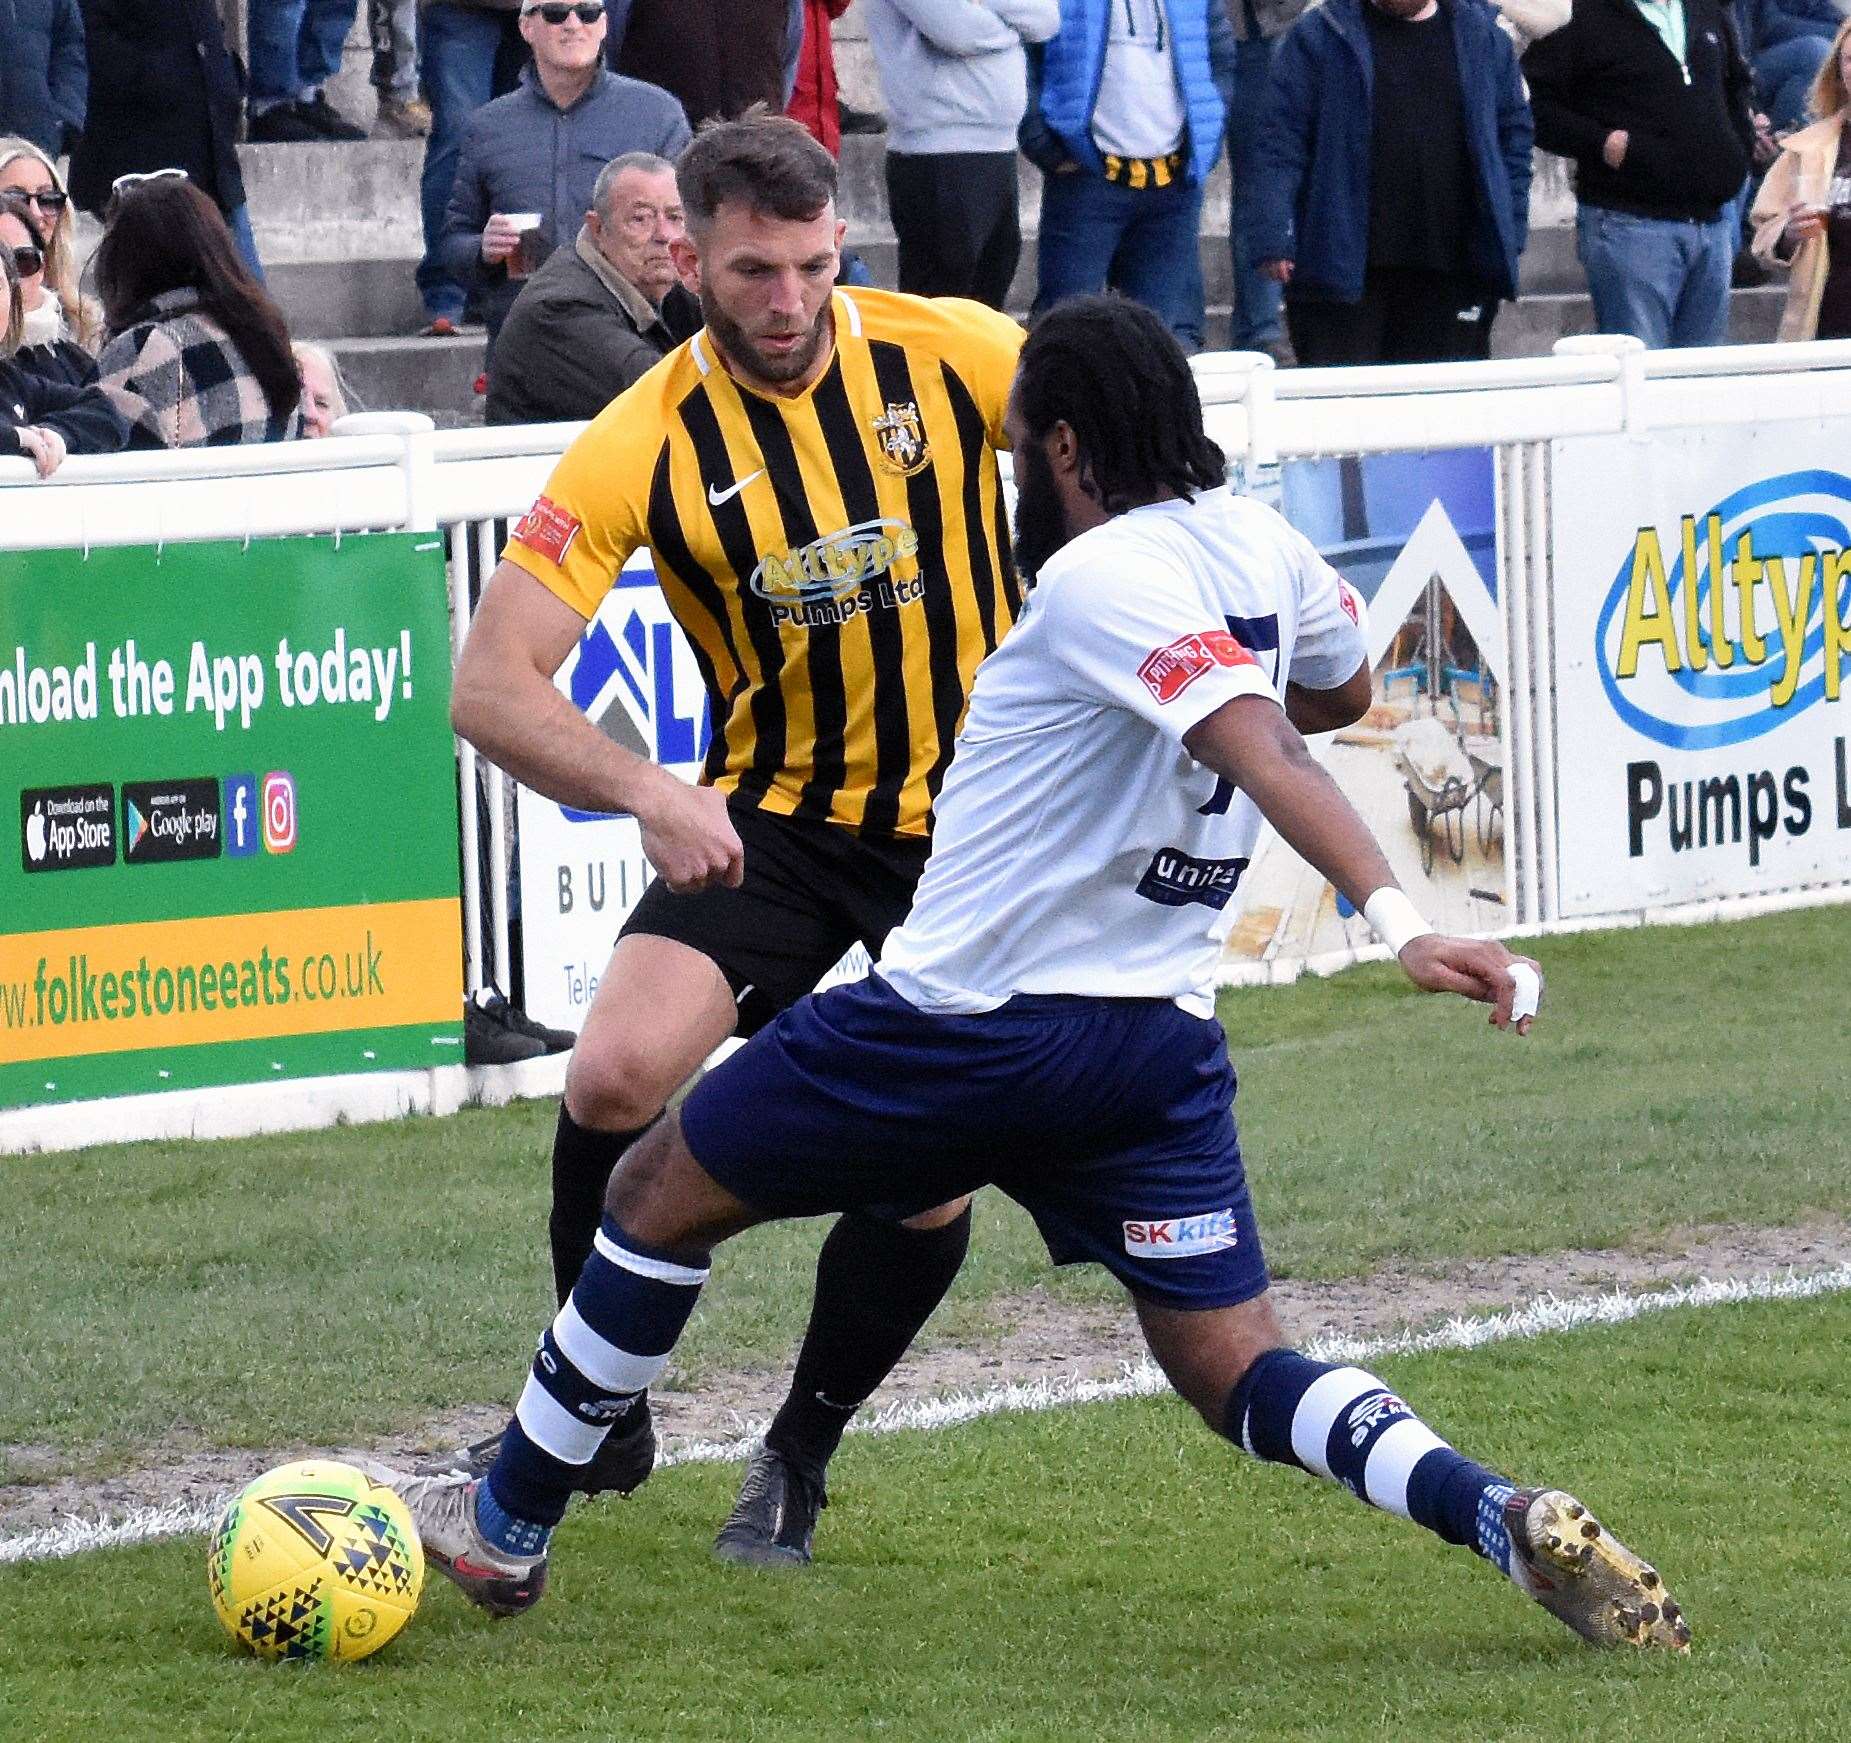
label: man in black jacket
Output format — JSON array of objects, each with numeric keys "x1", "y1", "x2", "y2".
[
  {"x1": 68, "y1": 0, "x2": 266, "y2": 278},
  {"x1": 1522, "y1": 0, "x2": 1756, "y2": 347},
  {"x1": 485, "y1": 150, "x2": 699, "y2": 423}
]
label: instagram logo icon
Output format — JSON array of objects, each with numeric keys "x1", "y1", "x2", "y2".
[{"x1": 261, "y1": 771, "x2": 297, "y2": 854}]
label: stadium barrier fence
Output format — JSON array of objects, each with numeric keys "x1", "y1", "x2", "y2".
[{"x1": 4, "y1": 334, "x2": 1850, "y2": 1148}]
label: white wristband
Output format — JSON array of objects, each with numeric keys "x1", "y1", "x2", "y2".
[{"x1": 1362, "y1": 887, "x2": 1434, "y2": 957}]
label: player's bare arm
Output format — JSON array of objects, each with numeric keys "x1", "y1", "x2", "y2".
[
  {"x1": 1283, "y1": 655, "x2": 1372, "y2": 736},
  {"x1": 1183, "y1": 694, "x2": 1541, "y2": 1032},
  {"x1": 451, "y1": 560, "x2": 744, "y2": 894}
]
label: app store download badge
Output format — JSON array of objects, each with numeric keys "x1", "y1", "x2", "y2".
[
  {"x1": 223, "y1": 773, "x2": 259, "y2": 859},
  {"x1": 122, "y1": 778, "x2": 222, "y2": 865},
  {"x1": 21, "y1": 783, "x2": 116, "y2": 873}
]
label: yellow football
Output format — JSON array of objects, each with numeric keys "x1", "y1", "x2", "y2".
[{"x1": 206, "y1": 1458, "x2": 424, "y2": 1661}]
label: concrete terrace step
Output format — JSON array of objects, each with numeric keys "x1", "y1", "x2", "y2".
[{"x1": 324, "y1": 284, "x2": 1787, "y2": 429}]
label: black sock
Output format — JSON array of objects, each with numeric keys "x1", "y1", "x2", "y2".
[
  {"x1": 766, "y1": 1205, "x2": 973, "y2": 1472},
  {"x1": 548, "y1": 1104, "x2": 653, "y2": 1307}
]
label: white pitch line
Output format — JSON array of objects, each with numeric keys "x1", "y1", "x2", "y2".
[{"x1": 5, "y1": 1261, "x2": 1849, "y2": 1567}]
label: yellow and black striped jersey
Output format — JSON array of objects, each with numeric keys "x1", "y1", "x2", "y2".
[{"x1": 503, "y1": 286, "x2": 1024, "y2": 839}]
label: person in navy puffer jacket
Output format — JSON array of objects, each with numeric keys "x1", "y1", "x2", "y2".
[
  {"x1": 1253, "y1": 0, "x2": 1531, "y2": 364},
  {"x1": 0, "y1": 0, "x2": 86, "y2": 157},
  {"x1": 439, "y1": 0, "x2": 688, "y2": 351}
]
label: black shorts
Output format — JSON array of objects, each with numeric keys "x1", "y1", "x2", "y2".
[{"x1": 618, "y1": 799, "x2": 931, "y2": 1035}]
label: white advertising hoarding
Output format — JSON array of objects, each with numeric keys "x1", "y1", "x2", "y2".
[
  {"x1": 515, "y1": 557, "x2": 868, "y2": 1034},
  {"x1": 1550, "y1": 425, "x2": 1851, "y2": 916},
  {"x1": 516, "y1": 556, "x2": 710, "y2": 1033}
]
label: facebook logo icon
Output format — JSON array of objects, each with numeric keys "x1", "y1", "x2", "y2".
[{"x1": 223, "y1": 774, "x2": 258, "y2": 858}]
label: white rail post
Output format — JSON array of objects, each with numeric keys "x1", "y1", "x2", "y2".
[{"x1": 1552, "y1": 333, "x2": 1648, "y2": 438}]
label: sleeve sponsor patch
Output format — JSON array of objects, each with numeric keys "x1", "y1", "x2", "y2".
[
  {"x1": 1337, "y1": 577, "x2": 1364, "y2": 626},
  {"x1": 512, "y1": 495, "x2": 582, "y2": 566},
  {"x1": 1136, "y1": 629, "x2": 1256, "y2": 704}
]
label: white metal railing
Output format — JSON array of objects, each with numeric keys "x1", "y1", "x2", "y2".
[{"x1": 9, "y1": 335, "x2": 1851, "y2": 996}]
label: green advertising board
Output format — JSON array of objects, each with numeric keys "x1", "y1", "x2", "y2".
[{"x1": 0, "y1": 534, "x2": 463, "y2": 1111}]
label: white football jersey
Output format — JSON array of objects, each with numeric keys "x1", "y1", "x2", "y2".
[{"x1": 877, "y1": 486, "x2": 1368, "y2": 1017}]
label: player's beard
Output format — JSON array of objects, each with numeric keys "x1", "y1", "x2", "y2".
[
  {"x1": 1011, "y1": 438, "x2": 1072, "y2": 584},
  {"x1": 699, "y1": 284, "x2": 831, "y2": 389}
]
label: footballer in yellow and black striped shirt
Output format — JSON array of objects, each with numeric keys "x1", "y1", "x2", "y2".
[
  {"x1": 501, "y1": 231, "x2": 1023, "y2": 842},
  {"x1": 448, "y1": 113, "x2": 1027, "y2": 1550}
]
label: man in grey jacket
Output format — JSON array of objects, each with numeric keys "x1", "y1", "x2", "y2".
[
  {"x1": 865, "y1": 0, "x2": 1059, "y2": 307},
  {"x1": 439, "y1": 0, "x2": 689, "y2": 348},
  {"x1": 486, "y1": 150, "x2": 700, "y2": 423}
]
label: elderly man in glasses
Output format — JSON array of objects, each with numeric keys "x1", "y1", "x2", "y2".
[{"x1": 435, "y1": 0, "x2": 690, "y2": 352}]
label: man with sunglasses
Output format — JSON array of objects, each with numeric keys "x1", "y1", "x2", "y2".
[{"x1": 437, "y1": 0, "x2": 689, "y2": 350}]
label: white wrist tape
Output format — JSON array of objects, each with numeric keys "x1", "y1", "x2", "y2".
[
  {"x1": 1362, "y1": 887, "x2": 1435, "y2": 957},
  {"x1": 1507, "y1": 962, "x2": 1542, "y2": 1024}
]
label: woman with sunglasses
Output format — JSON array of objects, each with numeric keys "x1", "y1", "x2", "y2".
[
  {"x1": 0, "y1": 139, "x2": 103, "y2": 350},
  {"x1": 92, "y1": 178, "x2": 302, "y2": 447},
  {"x1": 0, "y1": 195, "x2": 99, "y2": 394},
  {"x1": 1, "y1": 246, "x2": 130, "y2": 478}
]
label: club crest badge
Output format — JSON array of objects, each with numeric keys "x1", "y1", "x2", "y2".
[{"x1": 871, "y1": 401, "x2": 931, "y2": 477}]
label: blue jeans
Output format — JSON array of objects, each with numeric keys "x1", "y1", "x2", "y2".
[
  {"x1": 1754, "y1": 36, "x2": 1832, "y2": 134},
  {"x1": 248, "y1": 0, "x2": 359, "y2": 109},
  {"x1": 417, "y1": 2, "x2": 525, "y2": 320},
  {"x1": 1226, "y1": 36, "x2": 1284, "y2": 349},
  {"x1": 227, "y1": 203, "x2": 267, "y2": 283},
  {"x1": 1576, "y1": 204, "x2": 1734, "y2": 348},
  {"x1": 1033, "y1": 169, "x2": 1207, "y2": 352}
]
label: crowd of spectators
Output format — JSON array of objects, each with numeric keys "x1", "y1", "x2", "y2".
[{"x1": 5, "y1": 0, "x2": 1851, "y2": 477}]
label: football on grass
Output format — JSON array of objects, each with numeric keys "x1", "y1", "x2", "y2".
[{"x1": 207, "y1": 1459, "x2": 424, "y2": 1661}]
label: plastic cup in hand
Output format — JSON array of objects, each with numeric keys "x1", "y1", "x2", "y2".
[{"x1": 500, "y1": 213, "x2": 544, "y2": 278}]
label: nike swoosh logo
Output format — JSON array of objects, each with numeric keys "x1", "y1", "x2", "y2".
[{"x1": 708, "y1": 471, "x2": 764, "y2": 507}]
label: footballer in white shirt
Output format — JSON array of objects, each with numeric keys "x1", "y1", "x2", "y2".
[{"x1": 380, "y1": 297, "x2": 1687, "y2": 1656}]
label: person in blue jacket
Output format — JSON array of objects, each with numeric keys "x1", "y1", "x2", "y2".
[
  {"x1": 1254, "y1": 0, "x2": 1531, "y2": 364},
  {"x1": 0, "y1": 0, "x2": 87, "y2": 158},
  {"x1": 1021, "y1": 0, "x2": 1235, "y2": 352},
  {"x1": 1737, "y1": 0, "x2": 1840, "y2": 133}
]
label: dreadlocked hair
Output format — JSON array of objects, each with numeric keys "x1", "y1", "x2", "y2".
[{"x1": 1016, "y1": 294, "x2": 1225, "y2": 513}]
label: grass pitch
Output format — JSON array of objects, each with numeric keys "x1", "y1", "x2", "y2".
[
  {"x1": 1, "y1": 907, "x2": 1846, "y2": 1477},
  {"x1": 1, "y1": 1291, "x2": 1847, "y2": 1742}
]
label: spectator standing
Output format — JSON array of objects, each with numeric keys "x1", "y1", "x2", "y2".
[
  {"x1": 248, "y1": 0, "x2": 370, "y2": 141},
  {"x1": 69, "y1": 1, "x2": 267, "y2": 281},
  {"x1": 0, "y1": 141, "x2": 102, "y2": 350},
  {"x1": 1523, "y1": 0, "x2": 1755, "y2": 349},
  {"x1": 1220, "y1": 0, "x2": 1306, "y2": 358},
  {"x1": 371, "y1": 0, "x2": 434, "y2": 135},
  {"x1": 1254, "y1": 0, "x2": 1532, "y2": 364},
  {"x1": 440, "y1": 0, "x2": 688, "y2": 350},
  {"x1": 1752, "y1": 16, "x2": 1851, "y2": 338},
  {"x1": 1736, "y1": 0, "x2": 1839, "y2": 136},
  {"x1": 0, "y1": 0, "x2": 87, "y2": 158},
  {"x1": 788, "y1": 0, "x2": 851, "y2": 155},
  {"x1": 417, "y1": 0, "x2": 531, "y2": 334},
  {"x1": 616, "y1": 0, "x2": 791, "y2": 124},
  {"x1": 486, "y1": 150, "x2": 698, "y2": 423},
  {"x1": 0, "y1": 194, "x2": 96, "y2": 389},
  {"x1": 1, "y1": 247, "x2": 128, "y2": 474},
  {"x1": 1020, "y1": 0, "x2": 1235, "y2": 352},
  {"x1": 92, "y1": 177, "x2": 303, "y2": 446},
  {"x1": 865, "y1": 0, "x2": 1059, "y2": 309}
]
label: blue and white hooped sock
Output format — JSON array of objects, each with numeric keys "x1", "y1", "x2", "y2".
[
  {"x1": 1224, "y1": 1348, "x2": 1512, "y2": 1559},
  {"x1": 478, "y1": 1216, "x2": 708, "y2": 1545}
]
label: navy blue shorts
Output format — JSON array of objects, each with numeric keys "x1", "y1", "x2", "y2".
[{"x1": 679, "y1": 974, "x2": 1271, "y2": 1311}]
